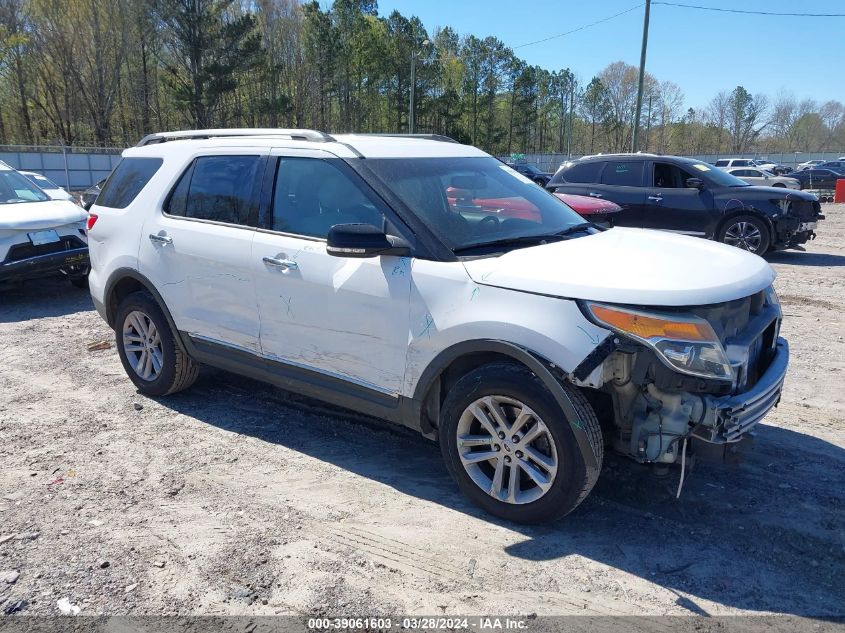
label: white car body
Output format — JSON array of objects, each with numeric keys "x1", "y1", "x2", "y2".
[
  {"x1": 724, "y1": 167, "x2": 800, "y2": 189},
  {"x1": 0, "y1": 164, "x2": 88, "y2": 284},
  {"x1": 19, "y1": 171, "x2": 75, "y2": 202},
  {"x1": 87, "y1": 129, "x2": 789, "y2": 521},
  {"x1": 796, "y1": 160, "x2": 825, "y2": 171}
]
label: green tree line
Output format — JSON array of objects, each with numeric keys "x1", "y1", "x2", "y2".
[{"x1": 1, "y1": 0, "x2": 843, "y2": 154}]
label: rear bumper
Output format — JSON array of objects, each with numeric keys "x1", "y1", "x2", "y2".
[
  {"x1": 698, "y1": 338, "x2": 789, "y2": 443},
  {"x1": 0, "y1": 247, "x2": 89, "y2": 282}
]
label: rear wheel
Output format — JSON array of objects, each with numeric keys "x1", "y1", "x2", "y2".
[
  {"x1": 772, "y1": 182, "x2": 785, "y2": 188},
  {"x1": 115, "y1": 291, "x2": 199, "y2": 395},
  {"x1": 439, "y1": 362, "x2": 602, "y2": 524},
  {"x1": 717, "y1": 214, "x2": 770, "y2": 254}
]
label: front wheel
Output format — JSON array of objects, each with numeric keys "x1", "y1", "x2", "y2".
[
  {"x1": 439, "y1": 362, "x2": 602, "y2": 524},
  {"x1": 115, "y1": 291, "x2": 199, "y2": 396},
  {"x1": 717, "y1": 214, "x2": 771, "y2": 254}
]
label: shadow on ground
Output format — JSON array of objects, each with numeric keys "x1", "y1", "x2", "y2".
[
  {"x1": 159, "y1": 368, "x2": 845, "y2": 618},
  {"x1": 0, "y1": 275, "x2": 93, "y2": 322},
  {"x1": 766, "y1": 251, "x2": 845, "y2": 267}
]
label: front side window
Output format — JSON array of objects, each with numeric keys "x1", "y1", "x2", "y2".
[
  {"x1": 98, "y1": 158, "x2": 163, "y2": 209},
  {"x1": 361, "y1": 156, "x2": 589, "y2": 252},
  {"x1": 166, "y1": 155, "x2": 261, "y2": 226},
  {"x1": 654, "y1": 162, "x2": 696, "y2": 188},
  {"x1": 270, "y1": 157, "x2": 384, "y2": 239},
  {"x1": 0, "y1": 170, "x2": 49, "y2": 204},
  {"x1": 601, "y1": 161, "x2": 643, "y2": 187}
]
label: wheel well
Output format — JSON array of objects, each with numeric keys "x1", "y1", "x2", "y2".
[
  {"x1": 419, "y1": 351, "x2": 525, "y2": 433},
  {"x1": 106, "y1": 277, "x2": 148, "y2": 327},
  {"x1": 716, "y1": 209, "x2": 773, "y2": 242}
]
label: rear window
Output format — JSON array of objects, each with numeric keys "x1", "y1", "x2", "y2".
[
  {"x1": 165, "y1": 155, "x2": 261, "y2": 226},
  {"x1": 714, "y1": 160, "x2": 728, "y2": 167},
  {"x1": 560, "y1": 161, "x2": 603, "y2": 184},
  {"x1": 601, "y1": 161, "x2": 643, "y2": 187},
  {"x1": 97, "y1": 158, "x2": 163, "y2": 209}
]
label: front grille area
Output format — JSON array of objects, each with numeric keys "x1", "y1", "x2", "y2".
[
  {"x1": 4, "y1": 235, "x2": 86, "y2": 264},
  {"x1": 692, "y1": 289, "x2": 780, "y2": 391}
]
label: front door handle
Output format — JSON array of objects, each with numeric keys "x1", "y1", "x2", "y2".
[
  {"x1": 149, "y1": 233, "x2": 173, "y2": 245},
  {"x1": 588, "y1": 192, "x2": 603, "y2": 198},
  {"x1": 648, "y1": 195, "x2": 663, "y2": 202},
  {"x1": 263, "y1": 256, "x2": 298, "y2": 270}
]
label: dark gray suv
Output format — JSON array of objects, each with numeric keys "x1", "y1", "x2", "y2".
[{"x1": 546, "y1": 153, "x2": 823, "y2": 254}]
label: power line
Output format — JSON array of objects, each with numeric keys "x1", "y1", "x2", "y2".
[
  {"x1": 652, "y1": 2, "x2": 845, "y2": 17},
  {"x1": 514, "y1": 3, "x2": 644, "y2": 49}
]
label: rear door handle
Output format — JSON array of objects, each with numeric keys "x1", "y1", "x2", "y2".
[
  {"x1": 263, "y1": 256, "x2": 298, "y2": 270},
  {"x1": 588, "y1": 192, "x2": 603, "y2": 198},
  {"x1": 149, "y1": 233, "x2": 173, "y2": 245},
  {"x1": 648, "y1": 195, "x2": 663, "y2": 202}
]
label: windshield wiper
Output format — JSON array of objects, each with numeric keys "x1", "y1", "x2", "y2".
[
  {"x1": 452, "y1": 234, "x2": 561, "y2": 254},
  {"x1": 453, "y1": 223, "x2": 596, "y2": 254},
  {"x1": 553, "y1": 222, "x2": 596, "y2": 236}
]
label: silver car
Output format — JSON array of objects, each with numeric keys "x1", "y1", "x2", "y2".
[{"x1": 724, "y1": 167, "x2": 800, "y2": 189}]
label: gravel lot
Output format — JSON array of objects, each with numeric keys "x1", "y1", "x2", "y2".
[{"x1": 1, "y1": 206, "x2": 843, "y2": 619}]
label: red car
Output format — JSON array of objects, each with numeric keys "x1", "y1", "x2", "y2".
[
  {"x1": 554, "y1": 193, "x2": 621, "y2": 226},
  {"x1": 445, "y1": 188, "x2": 621, "y2": 227}
]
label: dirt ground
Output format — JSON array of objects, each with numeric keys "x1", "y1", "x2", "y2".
[{"x1": 1, "y1": 206, "x2": 843, "y2": 619}]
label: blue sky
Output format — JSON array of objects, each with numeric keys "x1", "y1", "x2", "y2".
[{"x1": 376, "y1": 0, "x2": 845, "y2": 110}]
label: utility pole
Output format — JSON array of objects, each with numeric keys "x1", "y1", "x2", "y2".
[
  {"x1": 409, "y1": 40, "x2": 430, "y2": 134},
  {"x1": 567, "y1": 81, "x2": 575, "y2": 158},
  {"x1": 409, "y1": 52, "x2": 416, "y2": 134},
  {"x1": 631, "y1": 0, "x2": 651, "y2": 153}
]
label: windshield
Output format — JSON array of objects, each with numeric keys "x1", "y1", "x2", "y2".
[
  {"x1": 361, "y1": 157, "x2": 590, "y2": 252},
  {"x1": 686, "y1": 162, "x2": 750, "y2": 187},
  {"x1": 0, "y1": 170, "x2": 49, "y2": 204},
  {"x1": 27, "y1": 173, "x2": 60, "y2": 189}
]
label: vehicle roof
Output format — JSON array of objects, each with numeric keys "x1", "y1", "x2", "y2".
[
  {"x1": 572, "y1": 153, "x2": 709, "y2": 165},
  {"x1": 123, "y1": 129, "x2": 488, "y2": 160}
]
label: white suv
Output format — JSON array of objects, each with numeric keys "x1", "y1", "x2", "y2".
[{"x1": 88, "y1": 129, "x2": 789, "y2": 523}]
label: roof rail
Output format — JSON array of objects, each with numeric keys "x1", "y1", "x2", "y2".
[
  {"x1": 353, "y1": 133, "x2": 459, "y2": 144},
  {"x1": 136, "y1": 128, "x2": 335, "y2": 147}
]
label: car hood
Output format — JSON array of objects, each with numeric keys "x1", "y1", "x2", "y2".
[
  {"x1": 462, "y1": 228, "x2": 775, "y2": 307},
  {"x1": 714, "y1": 185, "x2": 817, "y2": 200},
  {"x1": 0, "y1": 199, "x2": 86, "y2": 230}
]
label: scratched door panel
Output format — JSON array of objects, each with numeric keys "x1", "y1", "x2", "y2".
[{"x1": 252, "y1": 231, "x2": 411, "y2": 395}]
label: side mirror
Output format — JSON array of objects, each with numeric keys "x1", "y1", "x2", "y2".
[
  {"x1": 686, "y1": 177, "x2": 704, "y2": 189},
  {"x1": 326, "y1": 223, "x2": 411, "y2": 258}
]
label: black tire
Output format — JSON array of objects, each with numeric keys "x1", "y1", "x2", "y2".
[
  {"x1": 69, "y1": 274, "x2": 89, "y2": 288},
  {"x1": 439, "y1": 362, "x2": 602, "y2": 524},
  {"x1": 717, "y1": 214, "x2": 771, "y2": 254},
  {"x1": 114, "y1": 291, "x2": 199, "y2": 396},
  {"x1": 772, "y1": 182, "x2": 785, "y2": 188}
]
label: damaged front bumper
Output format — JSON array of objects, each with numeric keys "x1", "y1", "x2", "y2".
[{"x1": 698, "y1": 338, "x2": 789, "y2": 443}]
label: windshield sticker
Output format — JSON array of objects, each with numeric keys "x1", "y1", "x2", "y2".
[
  {"x1": 499, "y1": 164, "x2": 535, "y2": 185},
  {"x1": 691, "y1": 164, "x2": 711, "y2": 172}
]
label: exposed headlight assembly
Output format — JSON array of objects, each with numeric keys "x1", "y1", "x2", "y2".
[{"x1": 585, "y1": 303, "x2": 733, "y2": 381}]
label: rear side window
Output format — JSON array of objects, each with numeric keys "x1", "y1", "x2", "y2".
[
  {"x1": 97, "y1": 158, "x2": 163, "y2": 209},
  {"x1": 714, "y1": 160, "x2": 728, "y2": 167},
  {"x1": 601, "y1": 161, "x2": 643, "y2": 187},
  {"x1": 165, "y1": 155, "x2": 261, "y2": 226},
  {"x1": 561, "y1": 161, "x2": 603, "y2": 183}
]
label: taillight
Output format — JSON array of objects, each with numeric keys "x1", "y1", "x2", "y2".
[{"x1": 87, "y1": 214, "x2": 98, "y2": 230}]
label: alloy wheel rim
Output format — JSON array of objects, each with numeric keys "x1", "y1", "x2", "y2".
[
  {"x1": 456, "y1": 395, "x2": 558, "y2": 505},
  {"x1": 724, "y1": 221, "x2": 762, "y2": 252},
  {"x1": 122, "y1": 310, "x2": 163, "y2": 381}
]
